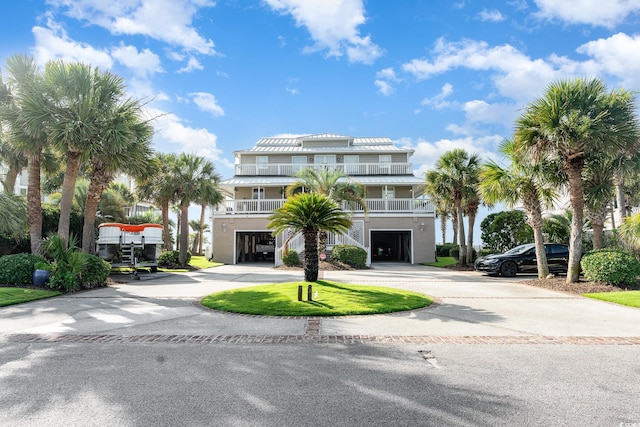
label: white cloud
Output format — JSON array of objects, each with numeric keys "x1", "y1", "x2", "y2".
[
  {"x1": 463, "y1": 100, "x2": 519, "y2": 128},
  {"x1": 49, "y1": 0, "x2": 216, "y2": 54},
  {"x1": 112, "y1": 44, "x2": 162, "y2": 76},
  {"x1": 147, "y1": 107, "x2": 231, "y2": 169},
  {"x1": 375, "y1": 67, "x2": 399, "y2": 95},
  {"x1": 478, "y1": 9, "x2": 505, "y2": 22},
  {"x1": 177, "y1": 57, "x2": 204, "y2": 73},
  {"x1": 577, "y1": 33, "x2": 640, "y2": 88},
  {"x1": 264, "y1": 0, "x2": 383, "y2": 64},
  {"x1": 31, "y1": 22, "x2": 113, "y2": 69},
  {"x1": 190, "y1": 92, "x2": 225, "y2": 117},
  {"x1": 421, "y1": 83, "x2": 454, "y2": 109},
  {"x1": 533, "y1": 0, "x2": 640, "y2": 27}
]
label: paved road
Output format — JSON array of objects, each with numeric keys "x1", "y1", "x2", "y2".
[{"x1": 1, "y1": 263, "x2": 639, "y2": 426}]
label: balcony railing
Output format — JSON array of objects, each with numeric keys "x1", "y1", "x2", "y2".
[
  {"x1": 235, "y1": 162, "x2": 413, "y2": 176},
  {"x1": 213, "y1": 198, "x2": 434, "y2": 215}
]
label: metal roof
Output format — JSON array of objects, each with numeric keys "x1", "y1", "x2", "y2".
[{"x1": 237, "y1": 134, "x2": 412, "y2": 154}]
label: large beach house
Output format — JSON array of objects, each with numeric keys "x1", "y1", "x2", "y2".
[{"x1": 211, "y1": 134, "x2": 436, "y2": 266}]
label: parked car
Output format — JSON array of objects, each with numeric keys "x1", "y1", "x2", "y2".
[{"x1": 474, "y1": 243, "x2": 570, "y2": 277}]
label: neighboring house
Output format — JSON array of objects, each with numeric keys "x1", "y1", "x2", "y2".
[{"x1": 212, "y1": 134, "x2": 436, "y2": 266}]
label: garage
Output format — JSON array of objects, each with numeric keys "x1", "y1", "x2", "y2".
[
  {"x1": 370, "y1": 231, "x2": 412, "y2": 263},
  {"x1": 235, "y1": 231, "x2": 275, "y2": 263}
]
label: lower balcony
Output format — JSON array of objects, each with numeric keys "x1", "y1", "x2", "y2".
[{"x1": 212, "y1": 198, "x2": 435, "y2": 215}]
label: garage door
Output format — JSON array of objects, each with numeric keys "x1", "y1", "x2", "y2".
[
  {"x1": 236, "y1": 231, "x2": 275, "y2": 263},
  {"x1": 370, "y1": 231, "x2": 411, "y2": 262}
]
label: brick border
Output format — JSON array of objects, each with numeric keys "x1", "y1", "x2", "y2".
[{"x1": 4, "y1": 334, "x2": 640, "y2": 345}]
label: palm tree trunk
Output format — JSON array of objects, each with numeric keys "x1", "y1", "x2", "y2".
[
  {"x1": 590, "y1": 212, "x2": 605, "y2": 250},
  {"x1": 440, "y1": 214, "x2": 447, "y2": 244},
  {"x1": 27, "y1": 153, "x2": 43, "y2": 254},
  {"x1": 566, "y1": 165, "x2": 585, "y2": 284},
  {"x1": 161, "y1": 202, "x2": 172, "y2": 251},
  {"x1": 456, "y1": 201, "x2": 467, "y2": 266},
  {"x1": 179, "y1": 202, "x2": 190, "y2": 266},
  {"x1": 82, "y1": 170, "x2": 111, "y2": 253},
  {"x1": 58, "y1": 150, "x2": 82, "y2": 244},
  {"x1": 466, "y1": 213, "x2": 476, "y2": 263},
  {"x1": 198, "y1": 203, "x2": 206, "y2": 256},
  {"x1": 525, "y1": 196, "x2": 549, "y2": 278},
  {"x1": 451, "y1": 215, "x2": 458, "y2": 245},
  {"x1": 303, "y1": 230, "x2": 319, "y2": 282},
  {"x1": 614, "y1": 174, "x2": 626, "y2": 226},
  {"x1": 3, "y1": 167, "x2": 19, "y2": 193}
]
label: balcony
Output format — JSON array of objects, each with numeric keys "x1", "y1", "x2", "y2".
[
  {"x1": 235, "y1": 162, "x2": 413, "y2": 176},
  {"x1": 212, "y1": 198, "x2": 434, "y2": 216}
]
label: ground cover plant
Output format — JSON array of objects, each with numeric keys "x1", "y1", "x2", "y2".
[
  {"x1": 201, "y1": 280, "x2": 433, "y2": 316},
  {"x1": 423, "y1": 257, "x2": 459, "y2": 268},
  {"x1": 0, "y1": 288, "x2": 61, "y2": 307}
]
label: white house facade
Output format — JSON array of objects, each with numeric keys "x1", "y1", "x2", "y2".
[{"x1": 211, "y1": 134, "x2": 436, "y2": 266}]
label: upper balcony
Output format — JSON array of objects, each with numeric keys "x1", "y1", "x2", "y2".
[
  {"x1": 235, "y1": 162, "x2": 413, "y2": 176},
  {"x1": 212, "y1": 198, "x2": 435, "y2": 216}
]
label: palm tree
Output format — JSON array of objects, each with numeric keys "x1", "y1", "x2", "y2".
[
  {"x1": 425, "y1": 171, "x2": 455, "y2": 245},
  {"x1": 286, "y1": 168, "x2": 366, "y2": 253},
  {"x1": 171, "y1": 153, "x2": 220, "y2": 267},
  {"x1": 268, "y1": 193, "x2": 352, "y2": 282},
  {"x1": 583, "y1": 155, "x2": 616, "y2": 250},
  {"x1": 479, "y1": 139, "x2": 559, "y2": 278},
  {"x1": 80, "y1": 101, "x2": 154, "y2": 253},
  {"x1": 543, "y1": 212, "x2": 571, "y2": 244},
  {"x1": 429, "y1": 149, "x2": 481, "y2": 267},
  {"x1": 1, "y1": 54, "x2": 49, "y2": 254},
  {"x1": 516, "y1": 78, "x2": 639, "y2": 283},
  {"x1": 137, "y1": 152, "x2": 179, "y2": 251},
  {"x1": 44, "y1": 61, "x2": 131, "y2": 245},
  {"x1": 189, "y1": 220, "x2": 210, "y2": 254},
  {"x1": 462, "y1": 163, "x2": 484, "y2": 263},
  {"x1": 194, "y1": 174, "x2": 222, "y2": 256}
]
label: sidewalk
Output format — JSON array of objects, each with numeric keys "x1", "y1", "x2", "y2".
[{"x1": 2, "y1": 263, "x2": 640, "y2": 344}]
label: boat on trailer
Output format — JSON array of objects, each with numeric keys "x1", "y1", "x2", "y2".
[{"x1": 96, "y1": 223, "x2": 163, "y2": 278}]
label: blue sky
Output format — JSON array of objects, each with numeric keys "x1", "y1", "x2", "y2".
[{"x1": 2, "y1": 0, "x2": 640, "y2": 243}]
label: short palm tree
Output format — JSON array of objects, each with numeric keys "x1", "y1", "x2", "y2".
[
  {"x1": 516, "y1": 77, "x2": 640, "y2": 283},
  {"x1": 268, "y1": 193, "x2": 353, "y2": 282},
  {"x1": 480, "y1": 139, "x2": 558, "y2": 278},
  {"x1": 0, "y1": 192, "x2": 26, "y2": 236},
  {"x1": 286, "y1": 168, "x2": 366, "y2": 253}
]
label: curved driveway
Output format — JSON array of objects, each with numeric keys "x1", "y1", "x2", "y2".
[{"x1": 2, "y1": 263, "x2": 639, "y2": 343}]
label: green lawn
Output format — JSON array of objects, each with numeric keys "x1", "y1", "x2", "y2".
[
  {"x1": 583, "y1": 291, "x2": 640, "y2": 308},
  {"x1": 189, "y1": 256, "x2": 223, "y2": 269},
  {"x1": 201, "y1": 280, "x2": 433, "y2": 316},
  {"x1": 0, "y1": 287, "x2": 61, "y2": 307},
  {"x1": 112, "y1": 255, "x2": 223, "y2": 273},
  {"x1": 422, "y1": 257, "x2": 459, "y2": 268}
]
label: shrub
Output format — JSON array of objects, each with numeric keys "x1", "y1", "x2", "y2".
[
  {"x1": 0, "y1": 253, "x2": 48, "y2": 285},
  {"x1": 79, "y1": 253, "x2": 111, "y2": 288},
  {"x1": 282, "y1": 250, "x2": 300, "y2": 266},
  {"x1": 158, "y1": 250, "x2": 191, "y2": 268},
  {"x1": 437, "y1": 243, "x2": 458, "y2": 257},
  {"x1": 332, "y1": 245, "x2": 367, "y2": 268},
  {"x1": 580, "y1": 249, "x2": 640, "y2": 286},
  {"x1": 478, "y1": 249, "x2": 494, "y2": 257},
  {"x1": 449, "y1": 246, "x2": 459, "y2": 259}
]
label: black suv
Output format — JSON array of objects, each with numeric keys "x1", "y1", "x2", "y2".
[{"x1": 474, "y1": 243, "x2": 569, "y2": 277}]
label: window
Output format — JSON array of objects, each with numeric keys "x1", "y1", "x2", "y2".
[
  {"x1": 252, "y1": 187, "x2": 264, "y2": 199},
  {"x1": 379, "y1": 155, "x2": 391, "y2": 173},
  {"x1": 256, "y1": 156, "x2": 268, "y2": 173},
  {"x1": 344, "y1": 155, "x2": 359, "y2": 174},
  {"x1": 382, "y1": 186, "x2": 395, "y2": 199},
  {"x1": 292, "y1": 156, "x2": 307, "y2": 173},
  {"x1": 314, "y1": 154, "x2": 336, "y2": 170}
]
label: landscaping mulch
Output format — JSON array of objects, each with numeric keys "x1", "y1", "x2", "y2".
[
  {"x1": 275, "y1": 260, "x2": 363, "y2": 271},
  {"x1": 519, "y1": 277, "x2": 640, "y2": 295}
]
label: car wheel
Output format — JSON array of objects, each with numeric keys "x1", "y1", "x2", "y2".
[{"x1": 500, "y1": 261, "x2": 518, "y2": 277}]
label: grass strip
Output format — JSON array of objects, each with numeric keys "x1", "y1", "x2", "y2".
[{"x1": 0, "y1": 287, "x2": 62, "y2": 307}]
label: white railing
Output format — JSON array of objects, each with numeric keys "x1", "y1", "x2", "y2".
[
  {"x1": 235, "y1": 162, "x2": 413, "y2": 176},
  {"x1": 274, "y1": 230, "x2": 370, "y2": 266},
  {"x1": 213, "y1": 198, "x2": 434, "y2": 215},
  {"x1": 275, "y1": 232, "x2": 305, "y2": 266}
]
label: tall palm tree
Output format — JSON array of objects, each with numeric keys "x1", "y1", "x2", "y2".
[
  {"x1": 137, "y1": 152, "x2": 179, "y2": 251},
  {"x1": 44, "y1": 61, "x2": 130, "y2": 244},
  {"x1": 425, "y1": 170, "x2": 455, "y2": 245},
  {"x1": 430, "y1": 149, "x2": 481, "y2": 267},
  {"x1": 2, "y1": 54, "x2": 49, "y2": 254},
  {"x1": 462, "y1": 162, "x2": 484, "y2": 262},
  {"x1": 286, "y1": 168, "x2": 366, "y2": 252},
  {"x1": 81, "y1": 101, "x2": 154, "y2": 252},
  {"x1": 583, "y1": 155, "x2": 616, "y2": 250},
  {"x1": 516, "y1": 77, "x2": 639, "y2": 283},
  {"x1": 171, "y1": 153, "x2": 220, "y2": 267},
  {"x1": 195, "y1": 173, "x2": 222, "y2": 256},
  {"x1": 480, "y1": 139, "x2": 559, "y2": 278},
  {"x1": 268, "y1": 193, "x2": 352, "y2": 282}
]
